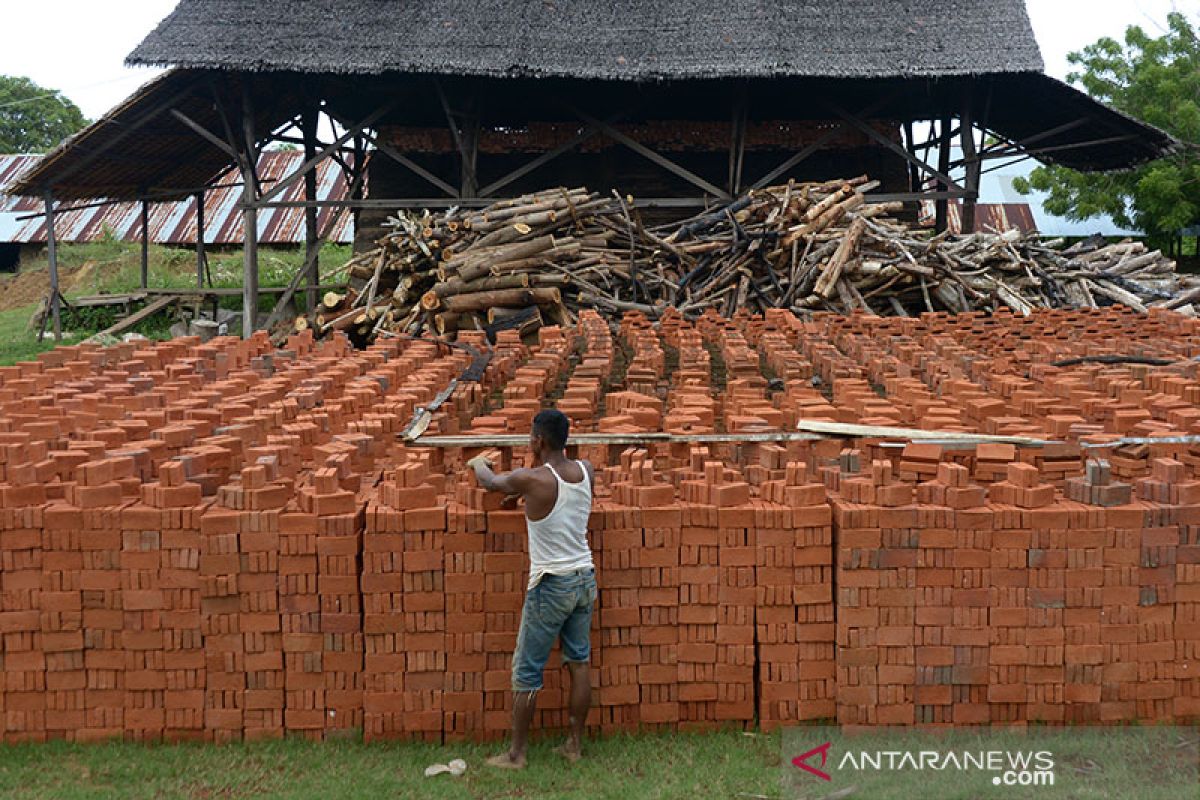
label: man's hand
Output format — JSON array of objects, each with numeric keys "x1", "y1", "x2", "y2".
[{"x1": 466, "y1": 454, "x2": 495, "y2": 472}]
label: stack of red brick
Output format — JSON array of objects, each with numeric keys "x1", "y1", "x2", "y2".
[{"x1": 2, "y1": 306, "x2": 1200, "y2": 743}]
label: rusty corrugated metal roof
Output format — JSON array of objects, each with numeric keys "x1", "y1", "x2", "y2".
[
  {"x1": 0, "y1": 152, "x2": 355, "y2": 245},
  {"x1": 918, "y1": 199, "x2": 1039, "y2": 235}
]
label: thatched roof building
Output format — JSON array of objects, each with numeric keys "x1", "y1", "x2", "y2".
[
  {"x1": 6, "y1": 0, "x2": 1178, "y2": 337},
  {"x1": 128, "y1": 0, "x2": 1046, "y2": 81}
]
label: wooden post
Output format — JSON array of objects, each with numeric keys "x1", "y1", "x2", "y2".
[
  {"x1": 195, "y1": 191, "x2": 207, "y2": 288},
  {"x1": 241, "y1": 88, "x2": 258, "y2": 338},
  {"x1": 728, "y1": 94, "x2": 747, "y2": 196},
  {"x1": 903, "y1": 121, "x2": 920, "y2": 192},
  {"x1": 43, "y1": 190, "x2": 61, "y2": 343},
  {"x1": 460, "y1": 98, "x2": 479, "y2": 199},
  {"x1": 934, "y1": 115, "x2": 952, "y2": 233},
  {"x1": 960, "y1": 96, "x2": 980, "y2": 234},
  {"x1": 140, "y1": 198, "x2": 150, "y2": 289},
  {"x1": 303, "y1": 104, "x2": 320, "y2": 312}
]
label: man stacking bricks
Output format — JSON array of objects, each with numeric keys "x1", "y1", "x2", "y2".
[{"x1": 468, "y1": 408, "x2": 597, "y2": 768}]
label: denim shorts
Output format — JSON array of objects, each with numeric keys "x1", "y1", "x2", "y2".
[{"x1": 511, "y1": 568, "x2": 597, "y2": 691}]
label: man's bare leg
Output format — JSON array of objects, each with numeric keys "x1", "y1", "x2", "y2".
[
  {"x1": 555, "y1": 661, "x2": 590, "y2": 763},
  {"x1": 487, "y1": 689, "x2": 538, "y2": 769}
]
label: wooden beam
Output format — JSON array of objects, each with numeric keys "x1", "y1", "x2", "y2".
[
  {"x1": 866, "y1": 191, "x2": 972, "y2": 202},
  {"x1": 477, "y1": 114, "x2": 624, "y2": 197},
  {"x1": 303, "y1": 104, "x2": 320, "y2": 312},
  {"x1": 140, "y1": 199, "x2": 150, "y2": 290},
  {"x1": 934, "y1": 115, "x2": 952, "y2": 233},
  {"x1": 408, "y1": 431, "x2": 826, "y2": 447},
  {"x1": 828, "y1": 101, "x2": 963, "y2": 191},
  {"x1": 86, "y1": 296, "x2": 177, "y2": 342},
  {"x1": 241, "y1": 88, "x2": 258, "y2": 339},
  {"x1": 750, "y1": 124, "x2": 845, "y2": 189},
  {"x1": 460, "y1": 99, "x2": 479, "y2": 198},
  {"x1": 43, "y1": 80, "x2": 201, "y2": 188},
  {"x1": 367, "y1": 135, "x2": 460, "y2": 198},
  {"x1": 240, "y1": 82, "x2": 262, "y2": 199},
  {"x1": 195, "y1": 191, "x2": 208, "y2": 288},
  {"x1": 978, "y1": 134, "x2": 1142, "y2": 161},
  {"x1": 322, "y1": 106, "x2": 460, "y2": 199},
  {"x1": 568, "y1": 106, "x2": 731, "y2": 200},
  {"x1": 749, "y1": 96, "x2": 891, "y2": 190},
  {"x1": 255, "y1": 100, "x2": 397, "y2": 206},
  {"x1": 434, "y1": 80, "x2": 478, "y2": 196},
  {"x1": 729, "y1": 94, "x2": 747, "y2": 196},
  {"x1": 408, "y1": 424, "x2": 1050, "y2": 448},
  {"x1": 43, "y1": 191, "x2": 61, "y2": 343},
  {"x1": 979, "y1": 117, "x2": 1090, "y2": 157},
  {"x1": 145, "y1": 285, "x2": 345, "y2": 298},
  {"x1": 169, "y1": 109, "x2": 240, "y2": 160},
  {"x1": 211, "y1": 79, "x2": 252, "y2": 177},
  {"x1": 253, "y1": 195, "x2": 719, "y2": 210},
  {"x1": 903, "y1": 121, "x2": 920, "y2": 192},
  {"x1": 960, "y1": 96, "x2": 979, "y2": 234},
  {"x1": 910, "y1": 126, "x2": 961, "y2": 151},
  {"x1": 263, "y1": 164, "x2": 368, "y2": 332},
  {"x1": 794, "y1": 420, "x2": 1050, "y2": 446}
]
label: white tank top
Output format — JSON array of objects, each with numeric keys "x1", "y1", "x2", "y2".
[{"x1": 526, "y1": 460, "x2": 594, "y2": 590}]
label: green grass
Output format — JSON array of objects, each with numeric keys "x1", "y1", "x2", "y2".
[
  {"x1": 781, "y1": 725, "x2": 1200, "y2": 800},
  {"x1": 0, "y1": 241, "x2": 354, "y2": 366},
  {"x1": 0, "y1": 304, "x2": 84, "y2": 365},
  {"x1": 0, "y1": 729, "x2": 780, "y2": 799}
]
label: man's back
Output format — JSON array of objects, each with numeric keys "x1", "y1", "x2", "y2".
[
  {"x1": 522, "y1": 459, "x2": 591, "y2": 521},
  {"x1": 525, "y1": 459, "x2": 594, "y2": 591}
]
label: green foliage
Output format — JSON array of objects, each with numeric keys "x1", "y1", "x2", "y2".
[
  {"x1": 1014, "y1": 12, "x2": 1200, "y2": 246},
  {"x1": 0, "y1": 75, "x2": 87, "y2": 153}
]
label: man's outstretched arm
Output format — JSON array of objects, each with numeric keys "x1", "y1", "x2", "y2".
[{"x1": 468, "y1": 456, "x2": 535, "y2": 495}]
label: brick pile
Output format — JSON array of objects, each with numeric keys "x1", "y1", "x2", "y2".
[{"x1": 3, "y1": 306, "x2": 1200, "y2": 741}]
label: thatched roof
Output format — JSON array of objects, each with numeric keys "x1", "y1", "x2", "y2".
[
  {"x1": 128, "y1": 0, "x2": 1045, "y2": 80},
  {"x1": 7, "y1": 1, "x2": 1176, "y2": 200}
]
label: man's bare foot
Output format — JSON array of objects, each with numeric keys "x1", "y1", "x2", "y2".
[
  {"x1": 486, "y1": 753, "x2": 526, "y2": 770},
  {"x1": 554, "y1": 742, "x2": 582, "y2": 763}
]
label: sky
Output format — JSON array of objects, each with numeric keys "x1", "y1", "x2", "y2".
[{"x1": 0, "y1": 0, "x2": 1191, "y2": 120}]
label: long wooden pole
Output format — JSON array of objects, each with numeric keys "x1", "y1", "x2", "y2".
[
  {"x1": 195, "y1": 191, "x2": 207, "y2": 288},
  {"x1": 934, "y1": 115, "x2": 952, "y2": 233},
  {"x1": 241, "y1": 87, "x2": 258, "y2": 338},
  {"x1": 960, "y1": 95, "x2": 979, "y2": 234},
  {"x1": 262, "y1": 164, "x2": 367, "y2": 333},
  {"x1": 303, "y1": 104, "x2": 320, "y2": 312},
  {"x1": 43, "y1": 190, "x2": 61, "y2": 343},
  {"x1": 140, "y1": 198, "x2": 150, "y2": 290}
]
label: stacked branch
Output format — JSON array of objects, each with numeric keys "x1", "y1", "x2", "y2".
[{"x1": 307, "y1": 179, "x2": 1196, "y2": 343}]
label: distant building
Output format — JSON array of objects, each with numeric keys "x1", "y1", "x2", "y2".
[
  {"x1": 0, "y1": 152, "x2": 355, "y2": 269},
  {"x1": 920, "y1": 149, "x2": 1142, "y2": 237}
]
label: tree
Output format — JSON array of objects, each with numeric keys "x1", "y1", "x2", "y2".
[
  {"x1": 1013, "y1": 12, "x2": 1200, "y2": 250},
  {"x1": 0, "y1": 75, "x2": 87, "y2": 153}
]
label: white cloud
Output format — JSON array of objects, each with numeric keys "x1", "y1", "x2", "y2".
[
  {"x1": 0, "y1": 1, "x2": 1188, "y2": 123},
  {"x1": 0, "y1": 0, "x2": 175, "y2": 119},
  {"x1": 1026, "y1": 0, "x2": 1182, "y2": 81}
]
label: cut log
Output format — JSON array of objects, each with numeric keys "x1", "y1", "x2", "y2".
[
  {"x1": 814, "y1": 216, "x2": 865, "y2": 298},
  {"x1": 441, "y1": 287, "x2": 562, "y2": 313}
]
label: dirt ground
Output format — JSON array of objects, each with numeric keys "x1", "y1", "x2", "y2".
[{"x1": 0, "y1": 261, "x2": 112, "y2": 311}]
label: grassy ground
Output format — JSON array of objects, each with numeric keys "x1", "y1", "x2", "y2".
[
  {"x1": 0, "y1": 241, "x2": 352, "y2": 366},
  {"x1": 37, "y1": 239, "x2": 353, "y2": 298},
  {"x1": 0, "y1": 729, "x2": 780, "y2": 800},
  {"x1": 0, "y1": 304, "x2": 77, "y2": 365}
]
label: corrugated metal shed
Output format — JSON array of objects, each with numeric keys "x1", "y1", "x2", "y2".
[
  {"x1": 918, "y1": 148, "x2": 1143, "y2": 238},
  {"x1": 0, "y1": 152, "x2": 355, "y2": 246}
]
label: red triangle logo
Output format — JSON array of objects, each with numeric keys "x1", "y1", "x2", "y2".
[{"x1": 792, "y1": 741, "x2": 833, "y2": 781}]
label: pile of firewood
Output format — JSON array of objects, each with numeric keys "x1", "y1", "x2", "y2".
[{"x1": 304, "y1": 178, "x2": 1194, "y2": 343}]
